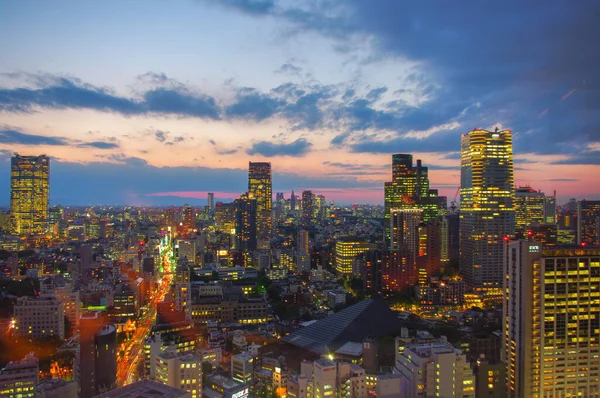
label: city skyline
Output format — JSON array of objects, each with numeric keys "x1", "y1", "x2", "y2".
[{"x1": 1, "y1": 2, "x2": 600, "y2": 205}]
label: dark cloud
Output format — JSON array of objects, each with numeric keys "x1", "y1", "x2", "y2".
[
  {"x1": 246, "y1": 138, "x2": 313, "y2": 157},
  {"x1": 550, "y1": 151, "x2": 600, "y2": 165},
  {"x1": 210, "y1": 0, "x2": 600, "y2": 160},
  {"x1": 0, "y1": 75, "x2": 220, "y2": 119},
  {"x1": 276, "y1": 63, "x2": 303, "y2": 75},
  {"x1": 78, "y1": 141, "x2": 120, "y2": 149},
  {"x1": 366, "y1": 87, "x2": 387, "y2": 101},
  {"x1": 225, "y1": 88, "x2": 284, "y2": 120},
  {"x1": 545, "y1": 178, "x2": 580, "y2": 182},
  {"x1": 218, "y1": 0, "x2": 276, "y2": 15},
  {"x1": 0, "y1": 128, "x2": 69, "y2": 146},
  {"x1": 0, "y1": 127, "x2": 119, "y2": 149},
  {"x1": 155, "y1": 130, "x2": 167, "y2": 142}
]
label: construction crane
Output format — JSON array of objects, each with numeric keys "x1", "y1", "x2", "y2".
[{"x1": 449, "y1": 186, "x2": 460, "y2": 213}]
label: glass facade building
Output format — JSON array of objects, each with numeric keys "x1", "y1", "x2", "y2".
[
  {"x1": 10, "y1": 154, "x2": 50, "y2": 235},
  {"x1": 460, "y1": 129, "x2": 515, "y2": 290},
  {"x1": 248, "y1": 162, "x2": 272, "y2": 250}
]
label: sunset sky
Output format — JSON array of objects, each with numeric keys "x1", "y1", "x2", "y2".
[{"x1": 0, "y1": 1, "x2": 599, "y2": 205}]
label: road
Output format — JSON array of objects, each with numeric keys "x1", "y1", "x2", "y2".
[{"x1": 116, "y1": 233, "x2": 176, "y2": 387}]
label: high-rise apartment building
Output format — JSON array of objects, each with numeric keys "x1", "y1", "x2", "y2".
[
  {"x1": 235, "y1": 194, "x2": 257, "y2": 252},
  {"x1": 460, "y1": 128, "x2": 515, "y2": 290},
  {"x1": 389, "y1": 209, "x2": 421, "y2": 258},
  {"x1": 248, "y1": 162, "x2": 272, "y2": 250},
  {"x1": 503, "y1": 241, "x2": 600, "y2": 398},
  {"x1": 297, "y1": 229, "x2": 309, "y2": 254},
  {"x1": 76, "y1": 312, "x2": 117, "y2": 398},
  {"x1": 335, "y1": 240, "x2": 373, "y2": 277},
  {"x1": 14, "y1": 296, "x2": 65, "y2": 339},
  {"x1": 384, "y1": 154, "x2": 439, "y2": 247},
  {"x1": 514, "y1": 186, "x2": 545, "y2": 233},
  {"x1": 10, "y1": 154, "x2": 50, "y2": 235},
  {"x1": 577, "y1": 199, "x2": 600, "y2": 246}
]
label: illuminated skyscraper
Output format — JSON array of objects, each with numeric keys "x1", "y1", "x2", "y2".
[
  {"x1": 302, "y1": 190, "x2": 315, "y2": 225},
  {"x1": 248, "y1": 162, "x2": 272, "y2": 249},
  {"x1": 543, "y1": 191, "x2": 557, "y2": 224},
  {"x1": 514, "y1": 186, "x2": 545, "y2": 234},
  {"x1": 181, "y1": 204, "x2": 194, "y2": 230},
  {"x1": 10, "y1": 154, "x2": 50, "y2": 235},
  {"x1": 460, "y1": 129, "x2": 514, "y2": 290},
  {"x1": 577, "y1": 199, "x2": 600, "y2": 246},
  {"x1": 335, "y1": 240, "x2": 373, "y2": 276},
  {"x1": 235, "y1": 194, "x2": 257, "y2": 252},
  {"x1": 503, "y1": 241, "x2": 600, "y2": 398},
  {"x1": 384, "y1": 154, "x2": 439, "y2": 247},
  {"x1": 207, "y1": 193, "x2": 214, "y2": 214}
]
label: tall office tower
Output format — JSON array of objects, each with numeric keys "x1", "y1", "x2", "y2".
[
  {"x1": 390, "y1": 209, "x2": 422, "y2": 255},
  {"x1": 315, "y1": 194, "x2": 327, "y2": 221},
  {"x1": 416, "y1": 219, "x2": 442, "y2": 284},
  {"x1": 503, "y1": 241, "x2": 600, "y2": 398},
  {"x1": 76, "y1": 312, "x2": 117, "y2": 398},
  {"x1": 297, "y1": 229, "x2": 309, "y2": 254},
  {"x1": 248, "y1": 162, "x2": 272, "y2": 250},
  {"x1": 335, "y1": 240, "x2": 373, "y2": 276},
  {"x1": 10, "y1": 154, "x2": 50, "y2": 235},
  {"x1": 275, "y1": 192, "x2": 285, "y2": 220},
  {"x1": 290, "y1": 190, "x2": 296, "y2": 212},
  {"x1": 214, "y1": 202, "x2": 236, "y2": 235},
  {"x1": 302, "y1": 190, "x2": 315, "y2": 225},
  {"x1": 165, "y1": 208, "x2": 176, "y2": 228},
  {"x1": 543, "y1": 191, "x2": 557, "y2": 224},
  {"x1": 441, "y1": 212, "x2": 460, "y2": 264},
  {"x1": 514, "y1": 186, "x2": 545, "y2": 234},
  {"x1": 577, "y1": 199, "x2": 600, "y2": 246},
  {"x1": 0, "y1": 352, "x2": 38, "y2": 398},
  {"x1": 207, "y1": 192, "x2": 215, "y2": 214},
  {"x1": 235, "y1": 194, "x2": 257, "y2": 252},
  {"x1": 384, "y1": 154, "x2": 439, "y2": 247},
  {"x1": 181, "y1": 205, "x2": 194, "y2": 230},
  {"x1": 459, "y1": 128, "x2": 514, "y2": 290}
]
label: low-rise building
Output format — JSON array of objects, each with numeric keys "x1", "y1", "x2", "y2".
[
  {"x1": 0, "y1": 352, "x2": 38, "y2": 398},
  {"x1": 156, "y1": 351, "x2": 202, "y2": 398},
  {"x1": 94, "y1": 379, "x2": 190, "y2": 398}
]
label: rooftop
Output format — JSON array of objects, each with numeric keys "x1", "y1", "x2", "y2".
[
  {"x1": 335, "y1": 341, "x2": 363, "y2": 357},
  {"x1": 281, "y1": 297, "x2": 402, "y2": 354},
  {"x1": 94, "y1": 379, "x2": 189, "y2": 398}
]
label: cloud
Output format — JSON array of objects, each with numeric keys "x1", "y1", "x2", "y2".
[
  {"x1": 246, "y1": 138, "x2": 313, "y2": 157},
  {"x1": 77, "y1": 141, "x2": 120, "y2": 149},
  {"x1": 218, "y1": 0, "x2": 276, "y2": 15},
  {"x1": 550, "y1": 151, "x2": 600, "y2": 165},
  {"x1": 0, "y1": 75, "x2": 220, "y2": 119},
  {"x1": 155, "y1": 130, "x2": 167, "y2": 142},
  {"x1": 0, "y1": 127, "x2": 119, "y2": 149},
  {"x1": 545, "y1": 178, "x2": 579, "y2": 182},
  {"x1": 225, "y1": 88, "x2": 284, "y2": 120},
  {"x1": 276, "y1": 63, "x2": 303, "y2": 75}
]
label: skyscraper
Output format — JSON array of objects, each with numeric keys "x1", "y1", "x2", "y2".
[
  {"x1": 543, "y1": 191, "x2": 557, "y2": 224},
  {"x1": 248, "y1": 162, "x2": 272, "y2": 249},
  {"x1": 10, "y1": 154, "x2": 50, "y2": 235},
  {"x1": 207, "y1": 192, "x2": 215, "y2": 214},
  {"x1": 302, "y1": 190, "x2": 315, "y2": 225},
  {"x1": 503, "y1": 241, "x2": 600, "y2": 397},
  {"x1": 235, "y1": 194, "x2": 257, "y2": 252},
  {"x1": 577, "y1": 199, "x2": 600, "y2": 246},
  {"x1": 514, "y1": 186, "x2": 545, "y2": 234},
  {"x1": 460, "y1": 129, "x2": 515, "y2": 290},
  {"x1": 384, "y1": 154, "x2": 439, "y2": 247}
]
